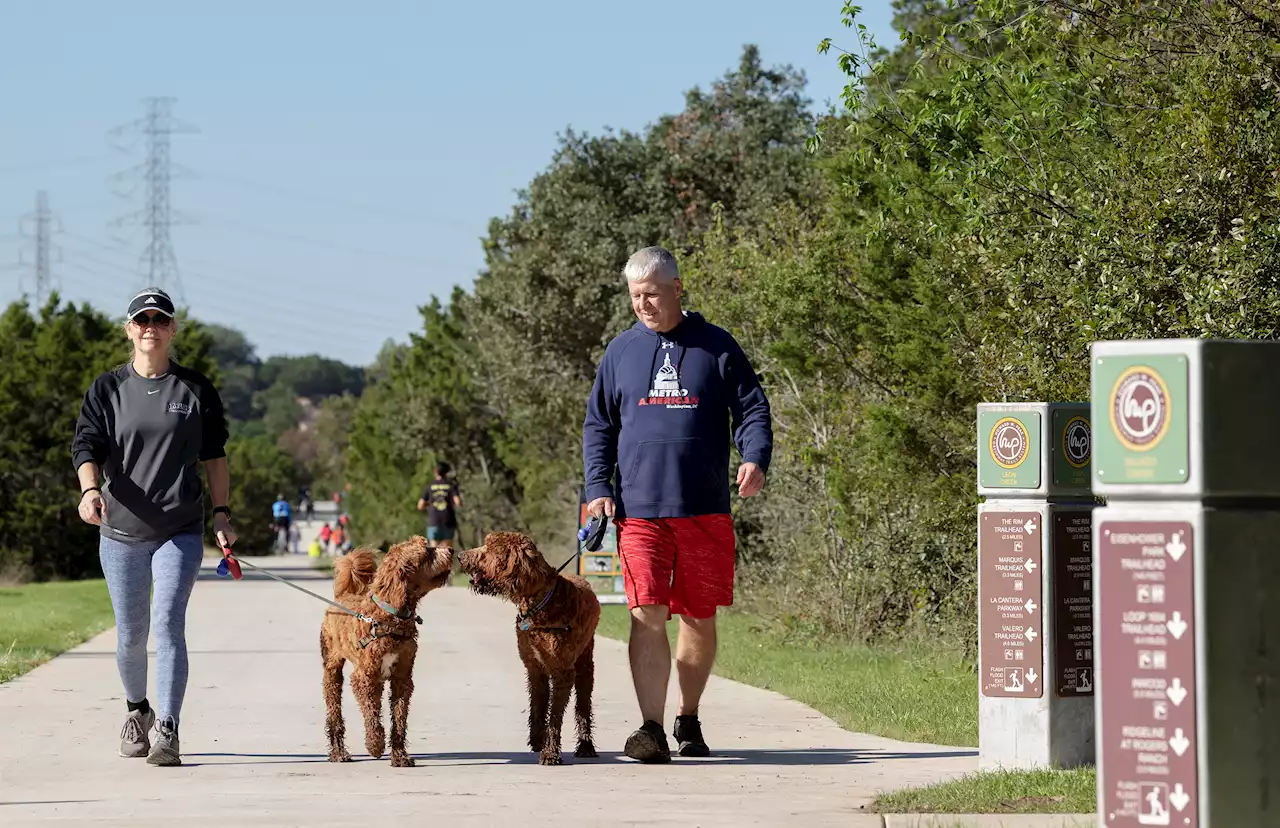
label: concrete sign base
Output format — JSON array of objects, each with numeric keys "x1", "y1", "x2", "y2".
[{"x1": 977, "y1": 501, "x2": 1096, "y2": 771}]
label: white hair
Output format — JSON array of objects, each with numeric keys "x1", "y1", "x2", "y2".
[{"x1": 623, "y1": 246, "x2": 680, "y2": 283}]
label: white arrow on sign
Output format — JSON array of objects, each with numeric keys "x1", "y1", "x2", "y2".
[
  {"x1": 1024, "y1": 518, "x2": 1037, "y2": 534},
  {"x1": 1025, "y1": 598, "x2": 1038, "y2": 613},
  {"x1": 1165, "y1": 532, "x2": 1187, "y2": 562},
  {"x1": 1025, "y1": 626, "x2": 1038, "y2": 643},
  {"x1": 1167, "y1": 610, "x2": 1187, "y2": 639},
  {"x1": 1169, "y1": 728, "x2": 1190, "y2": 756},
  {"x1": 1026, "y1": 668, "x2": 1039, "y2": 684},
  {"x1": 1169, "y1": 783, "x2": 1190, "y2": 812},
  {"x1": 1166, "y1": 677, "x2": 1188, "y2": 706},
  {"x1": 1024, "y1": 557, "x2": 1038, "y2": 574}
]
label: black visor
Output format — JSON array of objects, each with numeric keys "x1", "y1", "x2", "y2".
[{"x1": 127, "y1": 290, "x2": 176, "y2": 320}]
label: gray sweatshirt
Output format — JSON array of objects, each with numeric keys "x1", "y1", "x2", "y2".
[{"x1": 71, "y1": 361, "x2": 229, "y2": 543}]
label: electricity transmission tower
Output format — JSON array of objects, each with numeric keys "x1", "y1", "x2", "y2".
[
  {"x1": 18, "y1": 190, "x2": 61, "y2": 307},
  {"x1": 108, "y1": 96, "x2": 197, "y2": 303}
]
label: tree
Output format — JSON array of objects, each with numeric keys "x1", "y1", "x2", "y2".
[
  {"x1": 205, "y1": 323, "x2": 259, "y2": 421},
  {"x1": 258, "y1": 354, "x2": 365, "y2": 398},
  {"x1": 210, "y1": 434, "x2": 298, "y2": 554},
  {"x1": 0, "y1": 296, "x2": 123, "y2": 580},
  {"x1": 344, "y1": 292, "x2": 521, "y2": 549}
]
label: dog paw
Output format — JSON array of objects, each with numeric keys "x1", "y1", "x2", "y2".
[
  {"x1": 574, "y1": 741, "x2": 598, "y2": 759},
  {"x1": 538, "y1": 750, "x2": 563, "y2": 766},
  {"x1": 390, "y1": 751, "x2": 416, "y2": 768},
  {"x1": 328, "y1": 749, "x2": 353, "y2": 763},
  {"x1": 365, "y1": 737, "x2": 386, "y2": 760}
]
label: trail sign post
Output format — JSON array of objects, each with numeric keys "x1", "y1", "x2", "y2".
[
  {"x1": 1091, "y1": 339, "x2": 1280, "y2": 828},
  {"x1": 976, "y1": 402, "x2": 1096, "y2": 770}
]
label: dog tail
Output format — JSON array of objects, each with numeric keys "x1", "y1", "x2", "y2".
[{"x1": 333, "y1": 547, "x2": 377, "y2": 599}]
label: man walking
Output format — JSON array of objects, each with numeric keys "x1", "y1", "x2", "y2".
[
  {"x1": 417, "y1": 461, "x2": 462, "y2": 550},
  {"x1": 582, "y1": 245, "x2": 772, "y2": 763}
]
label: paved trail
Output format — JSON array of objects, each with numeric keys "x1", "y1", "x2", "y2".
[{"x1": 0, "y1": 552, "x2": 977, "y2": 827}]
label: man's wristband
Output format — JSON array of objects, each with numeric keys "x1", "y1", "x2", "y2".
[
  {"x1": 212, "y1": 506, "x2": 232, "y2": 518},
  {"x1": 81, "y1": 486, "x2": 100, "y2": 496}
]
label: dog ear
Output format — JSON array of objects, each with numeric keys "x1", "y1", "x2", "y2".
[{"x1": 520, "y1": 535, "x2": 540, "y2": 559}]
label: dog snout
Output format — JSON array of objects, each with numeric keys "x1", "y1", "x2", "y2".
[{"x1": 456, "y1": 546, "x2": 481, "y2": 572}]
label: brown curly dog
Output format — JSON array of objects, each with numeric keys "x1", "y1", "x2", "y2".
[
  {"x1": 320, "y1": 536, "x2": 452, "y2": 767},
  {"x1": 459, "y1": 531, "x2": 601, "y2": 766}
]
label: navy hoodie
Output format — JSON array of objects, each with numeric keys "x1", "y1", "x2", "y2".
[{"x1": 582, "y1": 310, "x2": 773, "y2": 519}]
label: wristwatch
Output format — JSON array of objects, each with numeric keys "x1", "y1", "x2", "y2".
[{"x1": 212, "y1": 506, "x2": 232, "y2": 518}]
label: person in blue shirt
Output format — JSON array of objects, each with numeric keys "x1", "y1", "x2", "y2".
[
  {"x1": 582, "y1": 245, "x2": 772, "y2": 763},
  {"x1": 271, "y1": 494, "x2": 292, "y2": 553}
]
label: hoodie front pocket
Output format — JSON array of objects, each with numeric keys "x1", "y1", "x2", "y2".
[{"x1": 623, "y1": 438, "x2": 716, "y2": 503}]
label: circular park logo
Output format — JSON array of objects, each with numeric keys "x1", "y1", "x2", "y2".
[
  {"x1": 990, "y1": 417, "x2": 1030, "y2": 469},
  {"x1": 1110, "y1": 366, "x2": 1170, "y2": 451},
  {"x1": 1063, "y1": 416, "x2": 1091, "y2": 468}
]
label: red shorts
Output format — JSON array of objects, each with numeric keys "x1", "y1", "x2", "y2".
[{"x1": 615, "y1": 514, "x2": 736, "y2": 619}]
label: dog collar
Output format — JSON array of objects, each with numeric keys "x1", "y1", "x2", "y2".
[
  {"x1": 517, "y1": 582, "x2": 559, "y2": 631},
  {"x1": 371, "y1": 593, "x2": 422, "y2": 625},
  {"x1": 517, "y1": 582, "x2": 572, "y2": 633}
]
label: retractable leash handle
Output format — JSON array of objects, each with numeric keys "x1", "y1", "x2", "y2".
[
  {"x1": 577, "y1": 514, "x2": 609, "y2": 553},
  {"x1": 216, "y1": 546, "x2": 243, "y2": 580}
]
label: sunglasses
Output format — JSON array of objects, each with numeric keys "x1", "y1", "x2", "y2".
[{"x1": 131, "y1": 313, "x2": 172, "y2": 326}]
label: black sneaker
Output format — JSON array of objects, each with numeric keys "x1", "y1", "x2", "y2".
[
  {"x1": 623, "y1": 720, "x2": 671, "y2": 763},
  {"x1": 673, "y1": 714, "x2": 711, "y2": 757}
]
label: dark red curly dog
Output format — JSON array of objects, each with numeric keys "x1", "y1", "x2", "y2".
[
  {"x1": 320, "y1": 536, "x2": 452, "y2": 767},
  {"x1": 459, "y1": 531, "x2": 601, "y2": 766}
]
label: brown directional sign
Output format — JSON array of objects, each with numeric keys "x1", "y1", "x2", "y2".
[
  {"x1": 1098, "y1": 521, "x2": 1199, "y2": 828},
  {"x1": 1053, "y1": 510, "x2": 1094, "y2": 698},
  {"x1": 979, "y1": 511, "x2": 1044, "y2": 699}
]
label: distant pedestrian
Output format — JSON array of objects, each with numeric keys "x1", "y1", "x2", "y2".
[
  {"x1": 271, "y1": 493, "x2": 291, "y2": 552},
  {"x1": 71, "y1": 286, "x2": 236, "y2": 767},
  {"x1": 417, "y1": 463, "x2": 462, "y2": 547}
]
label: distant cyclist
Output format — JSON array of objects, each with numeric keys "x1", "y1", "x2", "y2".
[{"x1": 271, "y1": 493, "x2": 291, "y2": 553}]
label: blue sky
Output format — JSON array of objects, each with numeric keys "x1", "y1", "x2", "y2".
[{"x1": 0, "y1": 1, "x2": 897, "y2": 366}]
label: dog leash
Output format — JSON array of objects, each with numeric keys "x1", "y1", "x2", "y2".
[
  {"x1": 217, "y1": 547, "x2": 376, "y2": 624},
  {"x1": 555, "y1": 513, "x2": 611, "y2": 573}
]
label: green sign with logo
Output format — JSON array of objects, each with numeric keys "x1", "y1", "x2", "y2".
[
  {"x1": 1090, "y1": 353, "x2": 1189, "y2": 484},
  {"x1": 1051, "y1": 407, "x2": 1092, "y2": 489},
  {"x1": 978, "y1": 410, "x2": 1041, "y2": 489}
]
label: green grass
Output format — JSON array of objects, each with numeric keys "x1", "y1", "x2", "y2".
[
  {"x1": 0, "y1": 579, "x2": 115, "y2": 683},
  {"x1": 873, "y1": 767, "x2": 1097, "y2": 814},
  {"x1": 594, "y1": 604, "x2": 1096, "y2": 814},
  {"x1": 594, "y1": 604, "x2": 976, "y2": 746}
]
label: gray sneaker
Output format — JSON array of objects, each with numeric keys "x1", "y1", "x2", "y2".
[
  {"x1": 146, "y1": 716, "x2": 181, "y2": 766},
  {"x1": 119, "y1": 708, "x2": 154, "y2": 758}
]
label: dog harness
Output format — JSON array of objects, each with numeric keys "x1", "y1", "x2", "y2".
[{"x1": 356, "y1": 593, "x2": 423, "y2": 649}]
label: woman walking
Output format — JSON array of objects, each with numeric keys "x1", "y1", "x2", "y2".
[{"x1": 71, "y1": 287, "x2": 236, "y2": 767}]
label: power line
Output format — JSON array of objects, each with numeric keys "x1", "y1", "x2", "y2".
[
  {"x1": 196, "y1": 212, "x2": 478, "y2": 273},
  {"x1": 0, "y1": 155, "x2": 111, "y2": 175},
  {"x1": 61, "y1": 231, "x2": 411, "y2": 315},
  {"x1": 195, "y1": 171, "x2": 478, "y2": 230},
  {"x1": 108, "y1": 96, "x2": 198, "y2": 302},
  {"x1": 59, "y1": 242, "x2": 402, "y2": 330}
]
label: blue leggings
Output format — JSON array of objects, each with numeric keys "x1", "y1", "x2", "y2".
[{"x1": 99, "y1": 532, "x2": 204, "y2": 727}]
